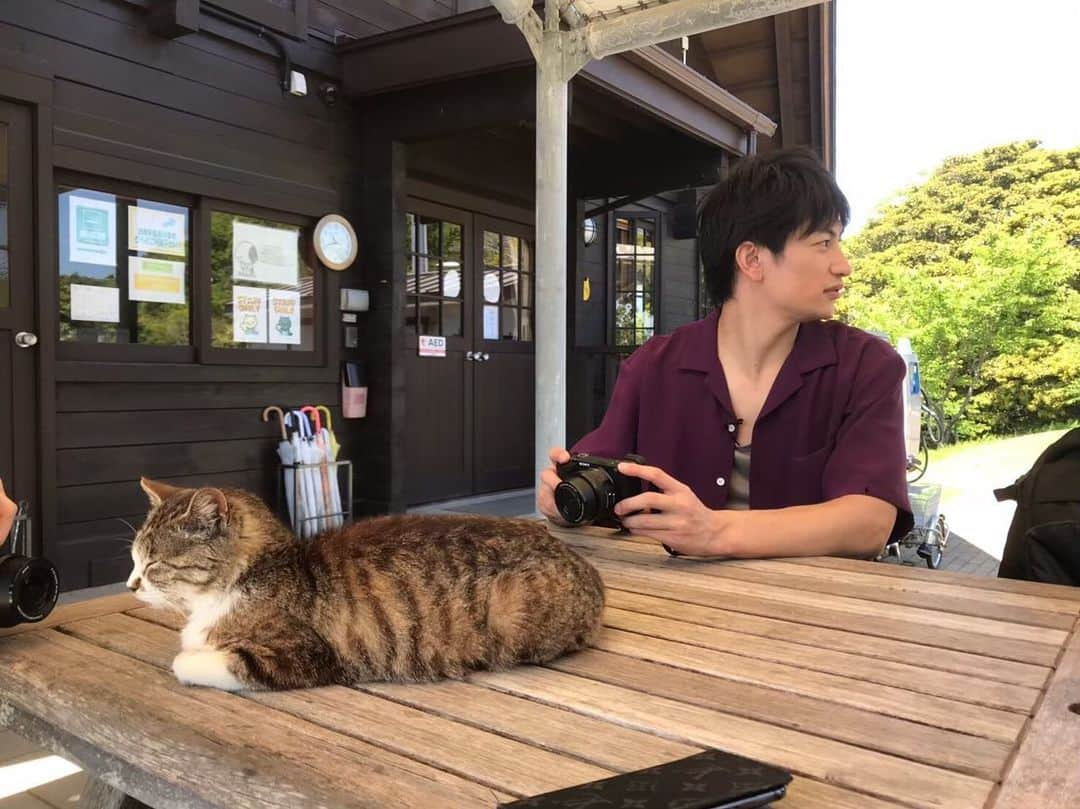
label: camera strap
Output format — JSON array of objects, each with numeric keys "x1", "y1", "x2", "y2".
[{"x1": 6, "y1": 500, "x2": 29, "y2": 556}]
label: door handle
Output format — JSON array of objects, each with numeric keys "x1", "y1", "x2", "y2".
[
  {"x1": 14, "y1": 332, "x2": 38, "y2": 349},
  {"x1": 481, "y1": 353, "x2": 490, "y2": 361},
  {"x1": 465, "y1": 351, "x2": 475, "y2": 361}
]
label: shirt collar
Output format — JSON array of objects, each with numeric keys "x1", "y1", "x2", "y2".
[
  {"x1": 677, "y1": 308, "x2": 838, "y2": 375},
  {"x1": 678, "y1": 308, "x2": 839, "y2": 422}
]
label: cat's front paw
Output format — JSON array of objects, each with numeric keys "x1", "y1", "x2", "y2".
[{"x1": 172, "y1": 648, "x2": 247, "y2": 691}]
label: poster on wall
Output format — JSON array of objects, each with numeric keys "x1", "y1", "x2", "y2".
[
  {"x1": 232, "y1": 221, "x2": 299, "y2": 286},
  {"x1": 128, "y1": 205, "x2": 187, "y2": 257},
  {"x1": 232, "y1": 285, "x2": 267, "y2": 343},
  {"x1": 70, "y1": 283, "x2": 120, "y2": 322},
  {"x1": 68, "y1": 195, "x2": 116, "y2": 267},
  {"x1": 268, "y1": 289, "x2": 301, "y2": 345},
  {"x1": 128, "y1": 257, "x2": 186, "y2": 304}
]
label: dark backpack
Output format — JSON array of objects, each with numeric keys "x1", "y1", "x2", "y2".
[{"x1": 994, "y1": 427, "x2": 1080, "y2": 586}]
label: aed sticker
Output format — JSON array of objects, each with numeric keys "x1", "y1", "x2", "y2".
[{"x1": 419, "y1": 335, "x2": 447, "y2": 357}]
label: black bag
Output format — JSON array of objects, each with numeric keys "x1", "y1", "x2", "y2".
[{"x1": 994, "y1": 428, "x2": 1080, "y2": 586}]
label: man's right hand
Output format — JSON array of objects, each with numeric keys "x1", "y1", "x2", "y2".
[{"x1": 537, "y1": 446, "x2": 571, "y2": 525}]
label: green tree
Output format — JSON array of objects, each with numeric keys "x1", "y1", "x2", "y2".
[{"x1": 840, "y1": 141, "x2": 1080, "y2": 440}]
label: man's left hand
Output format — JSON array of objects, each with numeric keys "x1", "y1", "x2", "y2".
[{"x1": 614, "y1": 462, "x2": 742, "y2": 557}]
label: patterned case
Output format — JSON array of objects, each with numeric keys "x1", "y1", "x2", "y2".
[{"x1": 499, "y1": 748, "x2": 792, "y2": 809}]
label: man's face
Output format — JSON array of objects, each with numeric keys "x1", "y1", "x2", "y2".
[{"x1": 759, "y1": 221, "x2": 851, "y2": 320}]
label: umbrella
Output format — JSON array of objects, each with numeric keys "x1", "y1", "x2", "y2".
[
  {"x1": 315, "y1": 405, "x2": 340, "y2": 460},
  {"x1": 316, "y1": 405, "x2": 345, "y2": 527},
  {"x1": 262, "y1": 406, "x2": 298, "y2": 531},
  {"x1": 287, "y1": 410, "x2": 323, "y2": 538},
  {"x1": 300, "y1": 406, "x2": 337, "y2": 530}
]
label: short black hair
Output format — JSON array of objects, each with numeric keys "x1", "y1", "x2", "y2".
[{"x1": 698, "y1": 147, "x2": 850, "y2": 306}]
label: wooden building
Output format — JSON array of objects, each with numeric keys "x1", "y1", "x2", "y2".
[{"x1": 0, "y1": 0, "x2": 835, "y2": 591}]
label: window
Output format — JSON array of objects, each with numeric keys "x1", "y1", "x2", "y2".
[
  {"x1": 482, "y1": 230, "x2": 533, "y2": 342},
  {"x1": 613, "y1": 214, "x2": 657, "y2": 347},
  {"x1": 55, "y1": 176, "x2": 320, "y2": 363},
  {"x1": 58, "y1": 185, "x2": 192, "y2": 346},
  {"x1": 404, "y1": 212, "x2": 464, "y2": 337},
  {"x1": 210, "y1": 211, "x2": 314, "y2": 352}
]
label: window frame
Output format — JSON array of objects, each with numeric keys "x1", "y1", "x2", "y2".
[
  {"x1": 54, "y1": 174, "x2": 327, "y2": 367},
  {"x1": 401, "y1": 198, "x2": 473, "y2": 353},
  {"x1": 55, "y1": 172, "x2": 197, "y2": 364},
  {"x1": 474, "y1": 213, "x2": 535, "y2": 354},
  {"x1": 197, "y1": 197, "x2": 325, "y2": 367},
  {"x1": 608, "y1": 210, "x2": 661, "y2": 349}
]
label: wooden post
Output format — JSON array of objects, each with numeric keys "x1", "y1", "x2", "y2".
[{"x1": 78, "y1": 778, "x2": 152, "y2": 809}]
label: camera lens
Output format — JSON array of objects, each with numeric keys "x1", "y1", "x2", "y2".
[
  {"x1": 555, "y1": 466, "x2": 616, "y2": 525},
  {"x1": 0, "y1": 556, "x2": 60, "y2": 628}
]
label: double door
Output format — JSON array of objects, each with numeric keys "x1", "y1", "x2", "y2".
[
  {"x1": 403, "y1": 200, "x2": 535, "y2": 505},
  {"x1": 0, "y1": 101, "x2": 38, "y2": 549}
]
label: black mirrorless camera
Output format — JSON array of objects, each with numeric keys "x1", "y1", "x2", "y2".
[
  {"x1": 1, "y1": 501, "x2": 60, "y2": 628},
  {"x1": 554, "y1": 453, "x2": 645, "y2": 527}
]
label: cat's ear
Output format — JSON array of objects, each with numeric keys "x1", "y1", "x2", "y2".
[
  {"x1": 141, "y1": 477, "x2": 184, "y2": 508},
  {"x1": 183, "y1": 487, "x2": 230, "y2": 528}
]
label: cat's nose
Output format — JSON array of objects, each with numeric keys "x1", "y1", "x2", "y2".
[{"x1": 127, "y1": 576, "x2": 141, "y2": 592}]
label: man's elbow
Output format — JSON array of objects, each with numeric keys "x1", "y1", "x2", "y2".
[{"x1": 861, "y1": 500, "x2": 898, "y2": 557}]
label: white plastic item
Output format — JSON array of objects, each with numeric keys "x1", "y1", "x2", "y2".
[{"x1": 896, "y1": 337, "x2": 922, "y2": 459}]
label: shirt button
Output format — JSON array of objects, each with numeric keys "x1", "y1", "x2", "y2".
[
  {"x1": 716, "y1": 477, "x2": 726, "y2": 487},
  {"x1": 727, "y1": 423, "x2": 736, "y2": 433}
]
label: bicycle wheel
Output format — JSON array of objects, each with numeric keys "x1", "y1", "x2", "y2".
[{"x1": 921, "y1": 395, "x2": 946, "y2": 448}]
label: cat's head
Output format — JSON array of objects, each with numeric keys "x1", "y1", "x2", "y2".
[{"x1": 127, "y1": 478, "x2": 255, "y2": 610}]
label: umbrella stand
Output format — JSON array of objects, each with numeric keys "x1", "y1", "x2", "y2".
[
  {"x1": 267, "y1": 406, "x2": 353, "y2": 539},
  {"x1": 283, "y1": 458, "x2": 353, "y2": 538}
]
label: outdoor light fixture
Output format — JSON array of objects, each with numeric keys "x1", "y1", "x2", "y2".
[
  {"x1": 288, "y1": 70, "x2": 308, "y2": 97},
  {"x1": 583, "y1": 217, "x2": 598, "y2": 246}
]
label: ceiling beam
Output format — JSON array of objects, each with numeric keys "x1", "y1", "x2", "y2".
[{"x1": 585, "y1": 0, "x2": 828, "y2": 60}]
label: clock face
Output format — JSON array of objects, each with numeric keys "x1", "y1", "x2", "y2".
[{"x1": 316, "y1": 216, "x2": 356, "y2": 269}]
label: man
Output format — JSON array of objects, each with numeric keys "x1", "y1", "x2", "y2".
[{"x1": 538, "y1": 148, "x2": 913, "y2": 558}]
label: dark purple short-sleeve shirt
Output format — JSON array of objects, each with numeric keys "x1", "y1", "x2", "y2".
[{"x1": 573, "y1": 309, "x2": 914, "y2": 543}]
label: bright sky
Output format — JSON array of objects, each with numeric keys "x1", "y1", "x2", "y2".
[{"x1": 835, "y1": 1, "x2": 1080, "y2": 234}]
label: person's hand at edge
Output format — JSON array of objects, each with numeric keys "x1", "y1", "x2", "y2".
[
  {"x1": 0, "y1": 478, "x2": 18, "y2": 545},
  {"x1": 537, "y1": 447, "x2": 572, "y2": 526}
]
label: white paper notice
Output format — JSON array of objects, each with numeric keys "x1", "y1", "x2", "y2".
[
  {"x1": 233, "y1": 286, "x2": 267, "y2": 343},
  {"x1": 483, "y1": 305, "x2": 499, "y2": 340},
  {"x1": 128, "y1": 257, "x2": 186, "y2": 304},
  {"x1": 128, "y1": 205, "x2": 187, "y2": 257},
  {"x1": 232, "y1": 221, "x2": 299, "y2": 286},
  {"x1": 70, "y1": 284, "x2": 120, "y2": 323},
  {"x1": 68, "y1": 195, "x2": 116, "y2": 267},
  {"x1": 268, "y1": 289, "x2": 301, "y2": 345}
]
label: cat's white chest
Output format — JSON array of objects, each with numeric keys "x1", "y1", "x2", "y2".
[{"x1": 181, "y1": 592, "x2": 239, "y2": 651}]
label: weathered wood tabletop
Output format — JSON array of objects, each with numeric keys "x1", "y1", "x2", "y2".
[{"x1": 2, "y1": 526, "x2": 1079, "y2": 809}]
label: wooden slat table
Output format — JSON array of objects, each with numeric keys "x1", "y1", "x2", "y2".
[{"x1": 2, "y1": 525, "x2": 1079, "y2": 809}]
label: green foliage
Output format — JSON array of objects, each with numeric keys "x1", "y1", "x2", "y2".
[{"x1": 840, "y1": 141, "x2": 1080, "y2": 440}]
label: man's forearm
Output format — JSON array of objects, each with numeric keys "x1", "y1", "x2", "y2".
[{"x1": 719, "y1": 495, "x2": 897, "y2": 559}]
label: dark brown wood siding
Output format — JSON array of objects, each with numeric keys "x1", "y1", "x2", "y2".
[
  {"x1": 567, "y1": 192, "x2": 703, "y2": 447},
  {"x1": 308, "y1": 0, "x2": 454, "y2": 42},
  {"x1": 0, "y1": 0, "x2": 357, "y2": 590}
]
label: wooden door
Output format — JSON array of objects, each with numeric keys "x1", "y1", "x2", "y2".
[
  {"x1": 0, "y1": 102, "x2": 37, "y2": 548},
  {"x1": 470, "y1": 216, "x2": 535, "y2": 495},
  {"x1": 402, "y1": 200, "x2": 473, "y2": 505}
]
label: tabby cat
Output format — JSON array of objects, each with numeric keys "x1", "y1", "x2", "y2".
[{"x1": 127, "y1": 478, "x2": 605, "y2": 692}]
